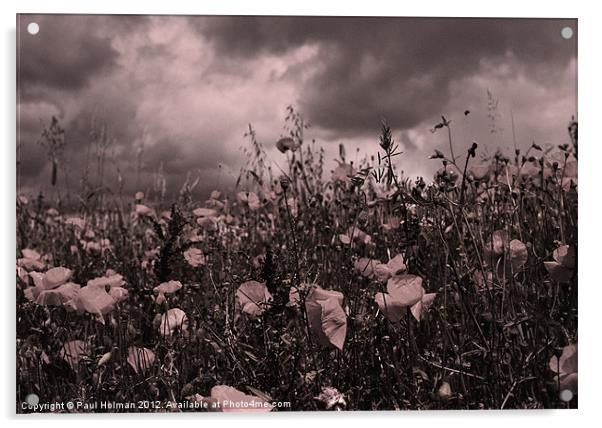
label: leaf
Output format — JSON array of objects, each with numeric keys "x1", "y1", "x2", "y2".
[{"x1": 127, "y1": 346, "x2": 156, "y2": 374}]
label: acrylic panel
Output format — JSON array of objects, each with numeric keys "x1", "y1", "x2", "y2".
[{"x1": 16, "y1": 14, "x2": 578, "y2": 413}]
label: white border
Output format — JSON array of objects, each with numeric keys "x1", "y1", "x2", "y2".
[{"x1": 2, "y1": 1, "x2": 600, "y2": 427}]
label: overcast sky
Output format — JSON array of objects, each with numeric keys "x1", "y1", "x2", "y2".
[{"x1": 17, "y1": 15, "x2": 577, "y2": 199}]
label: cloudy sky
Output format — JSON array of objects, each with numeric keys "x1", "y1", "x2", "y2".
[{"x1": 17, "y1": 14, "x2": 577, "y2": 199}]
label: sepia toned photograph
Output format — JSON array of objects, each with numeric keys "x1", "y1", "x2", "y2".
[{"x1": 16, "y1": 14, "x2": 577, "y2": 412}]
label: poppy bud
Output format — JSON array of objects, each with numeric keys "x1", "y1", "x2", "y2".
[
  {"x1": 553, "y1": 346, "x2": 565, "y2": 359},
  {"x1": 279, "y1": 176, "x2": 290, "y2": 191}
]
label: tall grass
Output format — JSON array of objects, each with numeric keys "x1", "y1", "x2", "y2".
[{"x1": 16, "y1": 109, "x2": 578, "y2": 411}]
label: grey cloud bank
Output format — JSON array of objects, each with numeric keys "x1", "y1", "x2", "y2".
[{"x1": 17, "y1": 14, "x2": 577, "y2": 199}]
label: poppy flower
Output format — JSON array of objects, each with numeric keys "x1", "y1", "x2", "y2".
[
  {"x1": 197, "y1": 216, "x2": 219, "y2": 230},
  {"x1": 67, "y1": 286, "x2": 120, "y2": 323},
  {"x1": 314, "y1": 386, "x2": 347, "y2": 410},
  {"x1": 373, "y1": 254, "x2": 407, "y2": 282},
  {"x1": 375, "y1": 274, "x2": 433, "y2": 322},
  {"x1": 435, "y1": 164, "x2": 461, "y2": 184},
  {"x1": 127, "y1": 346, "x2": 156, "y2": 374},
  {"x1": 518, "y1": 162, "x2": 541, "y2": 180},
  {"x1": 493, "y1": 164, "x2": 519, "y2": 184},
  {"x1": 252, "y1": 254, "x2": 266, "y2": 269},
  {"x1": 24, "y1": 267, "x2": 73, "y2": 302},
  {"x1": 374, "y1": 186, "x2": 396, "y2": 202},
  {"x1": 82, "y1": 238, "x2": 112, "y2": 253},
  {"x1": 276, "y1": 137, "x2": 301, "y2": 154},
  {"x1": 354, "y1": 258, "x2": 381, "y2": 279},
  {"x1": 382, "y1": 216, "x2": 401, "y2": 232},
  {"x1": 543, "y1": 151, "x2": 577, "y2": 183},
  {"x1": 154, "y1": 280, "x2": 183, "y2": 295},
  {"x1": 86, "y1": 272, "x2": 125, "y2": 289},
  {"x1": 482, "y1": 230, "x2": 528, "y2": 279},
  {"x1": 210, "y1": 385, "x2": 273, "y2": 412},
  {"x1": 35, "y1": 282, "x2": 81, "y2": 307},
  {"x1": 236, "y1": 281, "x2": 273, "y2": 316},
  {"x1": 544, "y1": 245, "x2": 575, "y2": 283},
  {"x1": 66, "y1": 274, "x2": 128, "y2": 323},
  {"x1": 193, "y1": 207, "x2": 219, "y2": 218},
  {"x1": 469, "y1": 163, "x2": 491, "y2": 181},
  {"x1": 64, "y1": 216, "x2": 86, "y2": 229},
  {"x1": 158, "y1": 308, "x2": 188, "y2": 337},
  {"x1": 549, "y1": 344, "x2": 577, "y2": 394},
  {"x1": 410, "y1": 292, "x2": 438, "y2": 321},
  {"x1": 301, "y1": 285, "x2": 347, "y2": 350},
  {"x1": 17, "y1": 248, "x2": 45, "y2": 271},
  {"x1": 134, "y1": 204, "x2": 155, "y2": 218},
  {"x1": 237, "y1": 191, "x2": 262, "y2": 211},
  {"x1": 339, "y1": 226, "x2": 371, "y2": 246},
  {"x1": 332, "y1": 162, "x2": 355, "y2": 183}
]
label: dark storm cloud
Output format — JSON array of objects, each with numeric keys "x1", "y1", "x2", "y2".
[
  {"x1": 16, "y1": 15, "x2": 577, "y2": 198},
  {"x1": 17, "y1": 15, "x2": 122, "y2": 100},
  {"x1": 201, "y1": 17, "x2": 576, "y2": 134}
]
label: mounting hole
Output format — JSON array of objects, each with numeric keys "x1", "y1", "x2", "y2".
[
  {"x1": 27, "y1": 22, "x2": 40, "y2": 35},
  {"x1": 25, "y1": 393, "x2": 40, "y2": 406},
  {"x1": 561, "y1": 26, "x2": 573, "y2": 40},
  {"x1": 559, "y1": 389, "x2": 574, "y2": 402}
]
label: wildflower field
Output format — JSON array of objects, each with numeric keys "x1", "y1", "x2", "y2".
[{"x1": 16, "y1": 114, "x2": 578, "y2": 412}]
